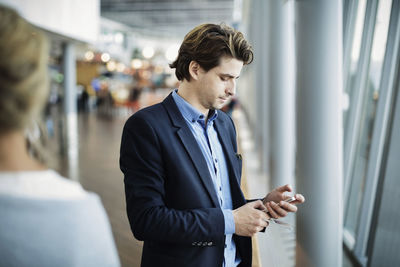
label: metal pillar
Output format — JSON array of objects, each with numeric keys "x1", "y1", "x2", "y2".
[
  {"x1": 256, "y1": 0, "x2": 270, "y2": 175},
  {"x1": 295, "y1": 1, "x2": 343, "y2": 266},
  {"x1": 269, "y1": 0, "x2": 296, "y2": 189},
  {"x1": 245, "y1": 0, "x2": 270, "y2": 175},
  {"x1": 63, "y1": 42, "x2": 77, "y2": 115},
  {"x1": 62, "y1": 42, "x2": 79, "y2": 181}
]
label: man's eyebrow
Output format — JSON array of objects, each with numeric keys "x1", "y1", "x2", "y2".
[{"x1": 220, "y1": 73, "x2": 239, "y2": 79}]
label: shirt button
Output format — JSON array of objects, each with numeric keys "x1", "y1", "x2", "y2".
[
  {"x1": 219, "y1": 186, "x2": 222, "y2": 191},
  {"x1": 224, "y1": 244, "x2": 227, "y2": 248},
  {"x1": 192, "y1": 119, "x2": 195, "y2": 123},
  {"x1": 214, "y1": 159, "x2": 218, "y2": 163}
]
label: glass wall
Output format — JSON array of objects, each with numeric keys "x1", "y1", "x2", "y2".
[
  {"x1": 344, "y1": 0, "x2": 392, "y2": 238},
  {"x1": 342, "y1": 0, "x2": 399, "y2": 265},
  {"x1": 343, "y1": 0, "x2": 367, "y2": 129}
]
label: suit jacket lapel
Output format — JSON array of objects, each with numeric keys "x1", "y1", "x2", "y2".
[{"x1": 162, "y1": 94, "x2": 220, "y2": 207}]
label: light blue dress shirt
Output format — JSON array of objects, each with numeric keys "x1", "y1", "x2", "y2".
[{"x1": 172, "y1": 90, "x2": 240, "y2": 267}]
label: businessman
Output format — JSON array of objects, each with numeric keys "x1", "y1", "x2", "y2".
[{"x1": 120, "y1": 23, "x2": 304, "y2": 267}]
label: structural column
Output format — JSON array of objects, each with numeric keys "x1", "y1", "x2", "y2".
[
  {"x1": 295, "y1": 1, "x2": 343, "y2": 266},
  {"x1": 63, "y1": 42, "x2": 79, "y2": 181},
  {"x1": 243, "y1": 0, "x2": 270, "y2": 175},
  {"x1": 63, "y1": 42, "x2": 77, "y2": 115},
  {"x1": 268, "y1": 0, "x2": 296, "y2": 189}
]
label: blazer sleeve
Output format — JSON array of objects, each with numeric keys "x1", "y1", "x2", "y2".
[{"x1": 120, "y1": 114, "x2": 225, "y2": 245}]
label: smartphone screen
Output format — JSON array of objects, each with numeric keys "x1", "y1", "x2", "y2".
[{"x1": 284, "y1": 196, "x2": 296, "y2": 203}]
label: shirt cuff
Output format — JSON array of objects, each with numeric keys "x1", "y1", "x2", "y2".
[{"x1": 222, "y1": 209, "x2": 235, "y2": 235}]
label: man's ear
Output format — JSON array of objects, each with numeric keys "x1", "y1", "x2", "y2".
[{"x1": 188, "y1": 61, "x2": 201, "y2": 80}]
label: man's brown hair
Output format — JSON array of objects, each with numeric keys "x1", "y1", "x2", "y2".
[{"x1": 170, "y1": 23, "x2": 253, "y2": 81}]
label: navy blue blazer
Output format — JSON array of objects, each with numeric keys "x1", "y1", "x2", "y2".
[{"x1": 120, "y1": 93, "x2": 252, "y2": 267}]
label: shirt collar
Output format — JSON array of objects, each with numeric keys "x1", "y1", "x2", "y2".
[{"x1": 172, "y1": 89, "x2": 218, "y2": 124}]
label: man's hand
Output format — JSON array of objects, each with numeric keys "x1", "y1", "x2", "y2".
[
  {"x1": 262, "y1": 184, "x2": 305, "y2": 219},
  {"x1": 232, "y1": 200, "x2": 270, "y2": 237}
]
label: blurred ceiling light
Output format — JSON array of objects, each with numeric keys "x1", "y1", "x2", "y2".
[
  {"x1": 165, "y1": 44, "x2": 180, "y2": 62},
  {"x1": 101, "y1": 53, "x2": 111, "y2": 62},
  {"x1": 142, "y1": 46, "x2": 155, "y2": 59},
  {"x1": 84, "y1": 51, "x2": 95, "y2": 61},
  {"x1": 131, "y1": 59, "x2": 143, "y2": 69},
  {"x1": 117, "y1": 62, "x2": 126, "y2": 72},
  {"x1": 106, "y1": 61, "x2": 117, "y2": 72}
]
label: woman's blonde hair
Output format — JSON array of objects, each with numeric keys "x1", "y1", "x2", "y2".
[{"x1": 0, "y1": 5, "x2": 49, "y2": 134}]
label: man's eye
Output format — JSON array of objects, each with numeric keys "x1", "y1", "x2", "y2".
[{"x1": 220, "y1": 77, "x2": 228, "y2": 81}]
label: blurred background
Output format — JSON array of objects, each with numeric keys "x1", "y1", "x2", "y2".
[{"x1": 1, "y1": 0, "x2": 399, "y2": 266}]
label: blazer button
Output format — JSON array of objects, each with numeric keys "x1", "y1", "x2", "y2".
[
  {"x1": 208, "y1": 242, "x2": 213, "y2": 246},
  {"x1": 202, "y1": 242, "x2": 208, "y2": 246},
  {"x1": 192, "y1": 242, "x2": 197, "y2": 246}
]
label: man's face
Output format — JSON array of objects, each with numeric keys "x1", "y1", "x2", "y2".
[{"x1": 195, "y1": 56, "x2": 243, "y2": 111}]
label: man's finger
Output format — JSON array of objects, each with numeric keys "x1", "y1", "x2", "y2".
[
  {"x1": 258, "y1": 210, "x2": 270, "y2": 221},
  {"x1": 252, "y1": 200, "x2": 267, "y2": 211},
  {"x1": 286, "y1": 194, "x2": 305, "y2": 205},
  {"x1": 295, "y1": 194, "x2": 305, "y2": 203},
  {"x1": 279, "y1": 202, "x2": 297, "y2": 212},
  {"x1": 266, "y1": 202, "x2": 280, "y2": 219},
  {"x1": 271, "y1": 201, "x2": 288, "y2": 217},
  {"x1": 276, "y1": 184, "x2": 293, "y2": 193},
  {"x1": 259, "y1": 218, "x2": 269, "y2": 228}
]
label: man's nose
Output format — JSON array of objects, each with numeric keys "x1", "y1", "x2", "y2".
[{"x1": 226, "y1": 80, "x2": 236, "y2": 96}]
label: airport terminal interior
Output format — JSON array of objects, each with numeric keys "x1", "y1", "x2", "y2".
[{"x1": 1, "y1": 0, "x2": 400, "y2": 266}]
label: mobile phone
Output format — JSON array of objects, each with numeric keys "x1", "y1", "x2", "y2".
[{"x1": 280, "y1": 196, "x2": 296, "y2": 206}]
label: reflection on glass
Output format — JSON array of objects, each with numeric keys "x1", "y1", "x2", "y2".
[
  {"x1": 344, "y1": 0, "x2": 392, "y2": 237},
  {"x1": 344, "y1": 0, "x2": 367, "y2": 130}
]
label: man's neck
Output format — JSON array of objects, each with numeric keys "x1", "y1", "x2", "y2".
[{"x1": 177, "y1": 83, "x2": 209, "y2": 118}]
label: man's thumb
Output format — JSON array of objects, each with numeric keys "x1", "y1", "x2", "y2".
[{"x1": 252, "y1": 200, "x2": 266, "y2": 210}]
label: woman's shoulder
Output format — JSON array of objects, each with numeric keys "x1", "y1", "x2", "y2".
[{"x1": 0, "y1": 169, "x2": 89, "y2": 200}]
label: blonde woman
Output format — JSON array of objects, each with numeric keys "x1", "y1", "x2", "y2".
[{"x1": 0, "y1": 5, "x2": 120, "y2": 267}]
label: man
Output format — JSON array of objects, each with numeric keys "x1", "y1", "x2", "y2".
[{"x1": 120, "y1": 23, "x2": 304, "y2": 267}]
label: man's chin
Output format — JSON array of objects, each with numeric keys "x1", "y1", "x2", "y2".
[{"x1": 213, "y1": 104, "x2": 224, "y2": 110}]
